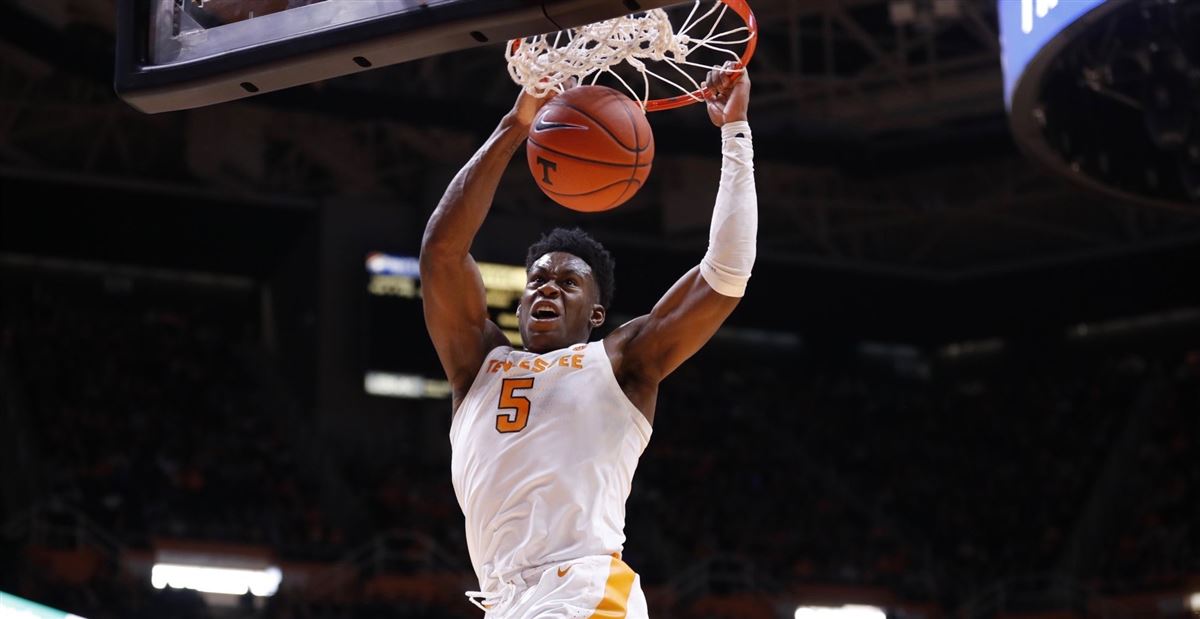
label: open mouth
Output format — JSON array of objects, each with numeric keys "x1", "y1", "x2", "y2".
[{"x1": 531, "y1": 301, "x2": 560, "y2": 321}]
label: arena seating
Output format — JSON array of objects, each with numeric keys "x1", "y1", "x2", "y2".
[{"x1": 2, "y1": 278, "x2": 1197, "y2": 618}]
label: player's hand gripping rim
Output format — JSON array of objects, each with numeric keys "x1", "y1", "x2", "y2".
[{"x1": 702, "y1": 60, "x2": 750, "y2": 127}]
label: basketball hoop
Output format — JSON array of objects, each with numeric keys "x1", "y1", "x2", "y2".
[{"x1": 506, "y1": 0, "x2": 757, "y2": 112}]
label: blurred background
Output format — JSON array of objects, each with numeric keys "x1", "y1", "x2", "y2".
[{"x1": 1, "y1": 0, "x2": 1199, "y2": 617}]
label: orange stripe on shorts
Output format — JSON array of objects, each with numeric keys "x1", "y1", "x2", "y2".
[{"x1": 588, "y1": 556, "x2": 635, "y2": 618}]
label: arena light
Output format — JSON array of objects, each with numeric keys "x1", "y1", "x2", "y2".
[
  {"x1": 150, "y1": 564, "x2": 281, "y2": 597},
  {"x1": 1188, "y1": 592, "x2": 1200, "y2": 612},
  {"x1": 364, "y1": 371, "x2": 451, "y2": 399},
  {"x1": 795, "y1": 605, "x2": 886, "y2": 619},
  {"x1": 365, "y1": 253, "x2": 419, "y2": 277},
  {"x1": 0, "y1": 591, "x2": 87, "y2": 619},
  {"x1": 939, "y1": 337, "x2": 1005, "y2": 359},
  {"x1": 1067, "y1": 307, "x2": 1200, "y2": 340}
]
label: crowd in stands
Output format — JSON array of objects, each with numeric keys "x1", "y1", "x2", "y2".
[
  {"x1": 2, "y1": 277, "x2": 343, "y2": 558},
  {"x1": 1091, "y1": 347, "x2": 1199, "y2": 592},
  {"x1": 2, "y1": 275, "x2": 1197, "y2": 618},
  {"x1": 623, "y1": 338, "x2": 1156, "y2": 605}
]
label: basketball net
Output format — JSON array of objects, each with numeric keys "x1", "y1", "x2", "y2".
[{"x1": 506, "y1": 0, "x2": 756, "y2": 112}]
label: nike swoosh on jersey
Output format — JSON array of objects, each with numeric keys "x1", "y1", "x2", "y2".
[
  {"x1": 557, "y1": 564, "x2": 572, "y2": 577},
  {"x1": 533, "y1": 118, "x2": 588, "y2": 133}
]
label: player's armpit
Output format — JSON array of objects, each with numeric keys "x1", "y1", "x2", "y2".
[{"x1": 607, "y1": 267, "x2": 740, "y2": 386}]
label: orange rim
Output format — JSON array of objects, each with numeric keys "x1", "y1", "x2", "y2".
[{"x1": 644, "y1": 0, "x2": 757, "y2": 112}]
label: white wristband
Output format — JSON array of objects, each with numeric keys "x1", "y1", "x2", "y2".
[
  {"x1": 721, "y1": 120, "x2": 752, "y2": 141},
  {"x1": 700, "y1": 121, "x2": 757, "y2": 298}
]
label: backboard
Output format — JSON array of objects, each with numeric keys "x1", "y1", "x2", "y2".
[{"x1": 115, "y1": 0, "x2": 687, "y2": 114}]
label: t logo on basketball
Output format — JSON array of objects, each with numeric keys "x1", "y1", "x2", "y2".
[
  {"x1": 536, "y1": 156, "x2": 558, "y2": 185},
  {"x1": 526, "y1": 85, "x2": 654, "y2": 212}
]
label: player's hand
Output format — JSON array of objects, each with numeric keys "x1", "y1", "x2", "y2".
[
  {"x1": 703, "y1": 61, "x2": 750, "y2": 127},
  {"x1": 509, "y1": 78, "x2": 578, "y2": 129}
]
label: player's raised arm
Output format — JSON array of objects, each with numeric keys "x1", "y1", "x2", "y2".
[
  {"x1": 608, "y1": 63, "x2": 756, "y2": 387},
  {"x1": 420, "y1": 89, "x2": 559, "y2": 407}
]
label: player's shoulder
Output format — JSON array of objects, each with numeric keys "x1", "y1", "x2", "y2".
[{"x1": 482, "y1": 342, "x2": 515, "y2": 360}]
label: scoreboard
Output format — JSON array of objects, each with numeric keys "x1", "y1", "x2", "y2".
[
  {"x1": 363, "y1": 252, "x2": 526, "y2": 398},
  {"x1": 998, "y1": 0, "x2": 1108, "y2": 108}
]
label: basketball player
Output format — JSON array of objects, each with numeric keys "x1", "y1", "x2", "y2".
[{"x1": 419, "y1": 62, "x2": 755, "y2": 618}]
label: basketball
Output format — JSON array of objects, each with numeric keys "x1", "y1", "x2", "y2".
[{"x1": 526, "y1": 85, "x2": 655, "y2": 212}]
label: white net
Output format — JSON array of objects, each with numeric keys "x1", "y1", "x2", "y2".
[{"x1": 505, "y1": 0, "x2": 754, "y2": 110}]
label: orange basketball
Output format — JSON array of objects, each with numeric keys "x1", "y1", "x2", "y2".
[{"x1": 526, "y1": 85, "x2": 655, "y2": 212}]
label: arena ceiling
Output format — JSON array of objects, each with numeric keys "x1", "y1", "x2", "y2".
[{"x1": 2, "y1": 0, "x2": 1200, "y2": 280}]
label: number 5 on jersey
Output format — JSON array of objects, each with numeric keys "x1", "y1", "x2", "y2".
[{"x1": 496, "y1": 377, "x2": 535, "y2": 433}]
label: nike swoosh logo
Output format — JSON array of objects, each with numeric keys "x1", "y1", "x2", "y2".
[
  {"x1": 533, "y1": 118, "x2": 588, "y2": 133},
  {"x1": 557, "y1": 565, "x2": 572, "y2": 577}
]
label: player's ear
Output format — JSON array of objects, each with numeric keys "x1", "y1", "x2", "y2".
[{"x1": 590, "y1": 305, "x2": 605, "y2": 328}]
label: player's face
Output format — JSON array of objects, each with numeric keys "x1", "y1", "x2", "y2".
[{"x1": 519, "y1": 252, "x2": 605, "y2": 353}]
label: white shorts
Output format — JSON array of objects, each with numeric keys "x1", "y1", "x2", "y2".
[{"x1": 481, "y1": 554, "x2": 649, "y2": 619}]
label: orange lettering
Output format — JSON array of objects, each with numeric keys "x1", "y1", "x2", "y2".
[
  {"x1": 519, "y1": 359, "x2": 530, "y2": 369},
  {"x1": 571, "y1": 354, "x2": 583, "y2": 369},
  {"x1": 533, "y1": 358, "x2": 550, "y2": 373},
  {"x1": 557, "y1": 355, "x2": 570, "y2": 367}
]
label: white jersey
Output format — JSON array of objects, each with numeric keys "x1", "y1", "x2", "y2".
[{"x1": 449, "y1": 340, "x2": 652, "y2": 596}]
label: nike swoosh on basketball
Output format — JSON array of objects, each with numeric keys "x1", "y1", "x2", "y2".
[
  {"x1": 533, "y1": 118, "x2": 588, "y2": 133},
  {"x1": 557, "y1": 565, "x2": 572, "y2": 577}
]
